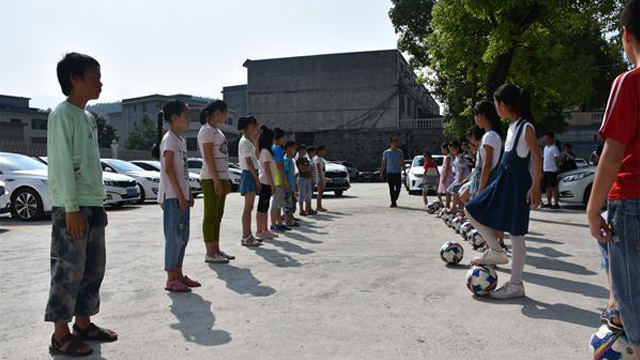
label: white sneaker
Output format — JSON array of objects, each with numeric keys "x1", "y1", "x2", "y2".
[
  {"x1": 490, "y1": 281, "x2": 525, "y2": 299},
  {"x1": 470, "y1": 249, "x2": 509, "y2": 266},
  {"x1": 205, "y1": 253, "x2": 229, "y2": 264}
]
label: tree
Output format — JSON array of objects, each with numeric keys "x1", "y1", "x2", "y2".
[
  {"x1": 91, "y1": 112, "x2": 119, "y2": 148},
  {"x1": 389, "y1": 0, "x2": 626, "y2": 138},
  {"x1": 126, "y1": 114, "x2": 160, "y2": 150}
]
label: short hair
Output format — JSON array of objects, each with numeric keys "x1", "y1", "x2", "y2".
[
  {"x1": 56, "y1": 52, "x2": 100, "y2": 96},
  {"x1": 316, "y1": 145, "x2": 326, "y2": 152},
  {"x1": 237, "y1": 115, "x2": 257, "y2": 131},
  {"x1": 448, "y1": 141, "x2": 461, "y2": 150},
  {"x1": 563, "y1": 143, "x2": 572, "y2": 149},
  {"x1": 283, "y1": 140, "x2": 297, "y2": 150},
  {"x1": 162, "y1": 100, "x2": 188, "y2": 122},
  {"x1": 390, "y1": 137, "x2": 399, "y2": 143},
  {"x1": 307, "y1": 146, "x2": 316, "y2": 154},
  {"x1": 621, "y1": 0, "x2": 639, "y2": 41},
  {"x1": 423, "y1": 150, "x2": 432, "y2": 157},
  {"x1": 200, "y1": 100, "x2": 227, "y2": 125},
  {"x1": 544, "y1": 132, "x2": 555, "y2": 139},
  {"x1": 297, "y1": 143, "x2": 307, "y2": 150},
  {"x1": 274, "y1": 128, "x2": 285, "y2": 140},
  {"x1": 466, "y1": 125, "x2": 485, "y2": 141},
  {"x1": 441, "y1": 141, "x2": 449, "y2": 149}
]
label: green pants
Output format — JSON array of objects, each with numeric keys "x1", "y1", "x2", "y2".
[{"x1": 201, "y1": 179, "x2": 230, "y2": 243}]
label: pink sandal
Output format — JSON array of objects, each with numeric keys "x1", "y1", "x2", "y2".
[
  {"x1": 180, "y1": 275, "x2": 201, "y2": 288},
  {"x1": 165, "y1": 279, "x2": 191, "y2": 292}
]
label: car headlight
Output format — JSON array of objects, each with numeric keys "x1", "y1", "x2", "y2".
[
  {"x1": 561, "y1": 172, "x2": 593, "y2": 183},
  {"x1": 104, "y1": 180, "x2": 117, "y2": 187},
  {"x1": 144, "y1": 177, "x2": 160, "y2": 183}
]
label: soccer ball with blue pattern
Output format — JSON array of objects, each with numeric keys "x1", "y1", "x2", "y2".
[
  {"x1": 445, "y1": 213, "x2": 456, "y2": 227},
  {"x1": 468, "y1": 230, "x2": 486, "y2": 251},
  {"x1": 589, "y1": 325, "x2": 635, "y2": 360},
  {"x1": 465, "y1": 265, "x2": 498, "y2": 296},
  {"x1": 460, "y1": 222, "x2": 474, "y2": 240},
  {"x1": 453, "y1": 216, "x2": 465, "y2": 232},
  {"x1": 440, "y1": 241, "x2": 464, "y2": 265}
]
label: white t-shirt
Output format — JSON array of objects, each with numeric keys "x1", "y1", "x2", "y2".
[
  {"x1": 198, "y1": 124, "x2": 230, "y2": 180},
  {"x1": 505, "y1": 120, "x2": 534, "y2": 158},
  {"x1": 238, "y1": 135, "x2": 259, "y2": 170},
  {"x1": 313, "y1": 156, "x2": 326, "y2": 175},
  {"x1": 543, "y1": 144, "x2": 560, "y2": 172},
  {"x1": 158, "y1": 131, "x2": 190, "y2": 203},
  {"x1": 258, "y1": 148, "x2": 277, "y2": 185},
  {"x1": 479, "y1": 131, "x2": 502, "y2": 171}
]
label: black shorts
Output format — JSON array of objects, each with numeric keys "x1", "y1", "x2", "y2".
[
  {"x1": 543, "y1": 171, "x2": 558, "y2": 188},
  {"x1": 257, "y1": 184, "x2": 272, "y2": 213}
]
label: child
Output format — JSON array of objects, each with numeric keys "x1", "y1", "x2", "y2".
[
  {"x1": 314, "y1": 145, "x2": 328, "y2": 212},
  {"x1": 542, "y1": 132, "x2": 561, "y2": 209},
  {"x1": 159, "y1": 100, "x2": 200, "y2": 292},
  {"x1": 465, "y1": 84, "x2": 542, "y2": 300},
  {"x1": 296, "y1": 144, "x2": 313, "y2": 215},
  {"x1": 587, "y1": 0, "x2": 640, "y2": 355},
  {"x1": 446, "y1": 141, "x2": 470, "y2": 212},
  {"x1": 422, "y1": 151, "x2": 440, "y2": 207},
  {"x1": 46, "y1": 52, "x2": 117, "y2": 357},
  {"x1": 437, "y1": 142, "x2": 454, "y2": 208},
  {"x1": 237, "y1": 115, "x2": 262, "y2": 247},
  {"x1": 199, "y1": 100, "x2": 235, "y2": 264},
  {"x1": 257, "y1": 127, "x2": 278, "y2": 239},
  {"x1": 270, "y1": 128, "x2": 289, "y2": 232},
  {"x1": 457, "y1": 126, "x2": 485, "y2": 206},
  {"x1": 469, "y1": 100, "x2": 502, "y2": 199},
  {"x1": 283, "y1": 141, "x2": 299, "y2": 226},
  {"x1": 306, "y1": 147, "x2": 319, "y2": 215}
]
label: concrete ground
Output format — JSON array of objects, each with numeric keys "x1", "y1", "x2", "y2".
[{"x1": 0, "y1": 183, "x2": 608, "y2": 359}]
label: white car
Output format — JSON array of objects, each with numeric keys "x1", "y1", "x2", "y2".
[
  {"x1": 101, "y1": 159, "x2": 160, "y2": 203},
  {"x1": 130, "y1": 160, "x2": 203, "y2": 197},
  {"x1": 405, "y1": 155, "x2": 440, "y2": 195},
  {"x1": 558, "y1": 166, "x2": 596, "y2": 205},
  {"x1": 0, "y1": 152, "x2": 52, "y2": 220},
  {"x1": 0, "y1": 180, "x2": 11, "y2": 216},
  {"x1": 317, "y1": 161, "x2": 351, "y2": 197},
  {"x1": 187, "y1": 158, "x2": 240, "y2": 191},
  {"x1": 102, "y1": 172, "x2": 141, "y2": 207}
]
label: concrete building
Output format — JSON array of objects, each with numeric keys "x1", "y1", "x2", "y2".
[
  {"x1": 557, "y1": 111, "x2": 604, "y2": 158},
  {"x1": 0, "y1": 95, "x2": 49, "y2": 144},
  {"x1": 223, "y1": 49, "x2": 443, "y2": 170}
]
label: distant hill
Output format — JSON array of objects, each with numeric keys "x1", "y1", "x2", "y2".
[{"x1": 88, "y1": 102, "x2": 122, "y2": 121}]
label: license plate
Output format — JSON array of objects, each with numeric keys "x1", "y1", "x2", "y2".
[
  {"x1": 333, "y1": 178, "x2": 344, "y2": 184},
  {"x1": 126, "y1": 188, "x2": 138, "y2": 196}
]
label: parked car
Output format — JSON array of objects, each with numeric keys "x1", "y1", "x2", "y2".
[
  {"x1": 36, "y1": 156, "x2": 141, "y2": 207},
  {"x1": 558, "y1": 166, "x2": 595, "y2": 205},
  {"x1": 404, "y1": 155, "x2": 440, "y2": 195},
  {"x1": 333, "y1": 161, "x2": 359, "y2": 181},
  {"x1": 358, "y1": 170, "x2": 382, "y2": 183},
  {"x1": 576, "y1": 158, "x2": 588, "y2": 168},
  {"x1": 0, "y1": 180, "x2": 11, "y2": 216},
  {"x1": 187, "y1": 158, "x2": 240, "y2": 191},
  {"x1": 0, "y1": 152, "x2": 52, "y2": 220},
  {"x1": 130, "y1": 160, "x2": 203, "y2": 197},
  {"x1": 101, "y1": 159, "x2": 161, "y2": 203},
  {"x1": 315, "y1": 161, "x2": 351, "y2": 196}
]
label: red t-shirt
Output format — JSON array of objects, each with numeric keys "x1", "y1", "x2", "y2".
[
  {"x1": 424, "y1": 160, "x2": 437, "y2": 174},
  {"x1": 599, "y1": 67, "x2": 640, "y2": 201}
]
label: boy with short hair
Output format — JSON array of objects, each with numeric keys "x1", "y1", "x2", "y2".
[
  {"x1": 46, "y1": 52, "x2": 117, "y2": 357},
  {"x1": 270, "y1": 128, "x2": 289, "y2": 232},
  {"x1": 314, "y1": 145, "x2": 328, "y2": 212},
  {"x1": 296, "y1": 144, "x2": 313, "y2": 215},
  {"x1": 306, "y1": 147, "x2": 318, "y2": 215},
  {"x1": 542, "y1": 132, "x2": 561, "y2": 209},
  {"x1": 587, "y1": 1, "x2": 640, "y2": 357},
  {"x1": 283, "y1": 141, "x2": 298, "y2": 226}
]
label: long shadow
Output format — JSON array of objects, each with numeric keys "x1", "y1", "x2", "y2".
[
  {"x1": 474, "y1": 296, "x2": 600, "y2": 328},
  {"x1": 295, "y1": 227, "x2": 329, "y2": 236},
  {"x1": 525, "y1": 254, "x2": 598, "y2": 276},
  {"x1": 105, "y1": 205, "x2": 142, "y2": 212},
  {"x1": 530, "y1": 217, "x2": 589, "y2": 229},
  {"x1": 394, "y1": 206, "x2": 425, "y2": 212},
  {"x1": 0, "y1": 217, "x2": 51, "y2": 226},
  {"x1": 326, "y1": 211, "x2": 352, "y2": 216},
  {"x1": 282, "y1": 231, "x2": 323, "y2": 244},
  {"x1": 526, "y1": 246, "x2": 571, "y2": 258},
  {"x1": 250, "y1": 247, "x2": 302, "y2": 268},
  {"x1": 524, "y1": 235, "x2": 563, "y2": 245},
  {"x1": 168, "y1": 292, "x2": 232, "y2": 346},
  {"x1": 495, "y1": 269, "x2": 608, "y2": 299},
  {"x1": 208, "y1": 263, "x2": 275, "y2": 297},
  {"x1": 263, "y1": 238, "x2": 314, "y2": 255}
]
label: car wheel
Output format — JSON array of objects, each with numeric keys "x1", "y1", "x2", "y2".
[
  {"x1": 137, "y1": 185, "x2": 146, "y2": 204},
  {"x1": 11, "y1": 187, "x2": 44, "y2": 221},
  {"x1": 583, "y1": 184, "x2": 592, "y2": 206},
  {"x1": 335, "y1": 190, "x2": 344, "y2": 197}
]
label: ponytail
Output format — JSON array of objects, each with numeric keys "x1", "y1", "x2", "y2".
[
  {"x1": 519, "y1": 88, "x2": 534, "y2": 123},
  {"x1": 494, "y1": 84, "x2": 534, "y2": 122},
  {"x1": 200, "y1": 99, "x2": 228, "y2": 125}
]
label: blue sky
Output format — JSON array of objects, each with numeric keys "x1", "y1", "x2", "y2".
[{"x1": 0, "y1": 0, "x2": 399, "y2": 110}]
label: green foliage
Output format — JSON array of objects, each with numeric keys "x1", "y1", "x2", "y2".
[
  {"x1": 91, "y1": 112, "x2": 119, "y2": 148},
  {"x1": 125, "y1": 114, "x2": 160, "y2": 150},
  {"x1": 390, "y1": 0, "x2": 626, "y2": 138}
]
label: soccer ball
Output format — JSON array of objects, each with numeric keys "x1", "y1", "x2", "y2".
[
  {"x1": 589, "y1": 324, "x2": 635, "y2": 360},
  {"x1": 440, "y1": 241, "x2": 464, "y2": 265},
  {"x1": 453, "y1": 216, "x2": 465, "y2": 232},
  {"x1": 433, "y1": 201, "x2": 443, "y2": 210},
  {"x1": 446, "y1": 213, "x2": 456, "y2": 227},
  {"x1": 465, "y1": 265, "x2": 498, "y2": 296},
  {"x1": 460, "y1": 222, "x2": 473, "y2": 239},
  {"x1": 468, "y1": 230, "x2": 486, "y2": 251},
  {"x1": 426, "y1": 203, "x2": 439, "y2": 214}
]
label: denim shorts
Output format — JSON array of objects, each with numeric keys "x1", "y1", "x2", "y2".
[
  {"x1": 162, "y1": 199, "x2": 190, "y2": 270},
  {"x1": 606, "y1": 198, "x2": 640, "y2": 346},
  {"x1": 240, "y1": 170, "x2": 257, "y2": 196}
]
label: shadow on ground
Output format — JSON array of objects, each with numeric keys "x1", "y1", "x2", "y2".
[
  {"x1": 168, "y1": 292, "x2": 232, "y2": 346},
  {"x1": 495, "y1": 268, "x2": 608, "y2": 299},
  {"x1": 249, "y1": 246, "x2": 302, "y2": 268},
  {"x1": 208, "y1": 263, "x2": 276, "y2": 297}
]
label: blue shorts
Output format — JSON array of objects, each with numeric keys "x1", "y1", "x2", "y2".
[
  {"x1": 606, "y1": 198, "x2": 640, "y2": 346},
  {"x1": 240, "y1": 170, "x2": 257, "y2": 196}
]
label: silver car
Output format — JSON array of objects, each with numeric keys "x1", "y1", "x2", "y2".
[{"x1": 558, "y1": 166, "x2": 596, "y2": 205}]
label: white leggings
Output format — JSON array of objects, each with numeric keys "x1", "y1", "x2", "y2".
[{"x1": 466, "y1": 211, "x2": 526, "y2": 285}]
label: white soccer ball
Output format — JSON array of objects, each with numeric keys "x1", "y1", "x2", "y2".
[
  {"x1": 460, "y1": 222, "x2": 473, "y2": 240},
  {"x1": 440, "y1": 241, "x2": 464, "y2": 265},
  {"x1": 465, "y1": 265, "x2": 498, "y2": 296},
  {"x1": 453, "y1": 216, "x2": 465, "y2": 232},
  {"x1": 589, "y1": 324, "x2": 635, "y2": 360},
  {"x1": 468, "y1": 230, "x2": 486, "y2": 251}
]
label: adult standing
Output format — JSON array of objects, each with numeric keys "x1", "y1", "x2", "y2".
[
  {"x1": 542, "y1": 132, "x2": 561, "y2": 209},
  {"x1": 380, "y1": 138, "x2": 405, "y2": 208}
]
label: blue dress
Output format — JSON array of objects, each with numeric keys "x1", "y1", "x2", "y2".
[{"x1": 466, "y1": 119, "x2": 532, "y2": 236}]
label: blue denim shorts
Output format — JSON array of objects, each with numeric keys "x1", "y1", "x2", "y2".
[
  {"x1": 606, "y1": 198, "x2": 640, "y2": 346},
  {"x1": 162, "y1": 199, "x2": 190, "y2": 271},
  {"x1": 240, "y1": 170, "x2": 257, "y2": 196}
]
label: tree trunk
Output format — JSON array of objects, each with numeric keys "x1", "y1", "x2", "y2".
[{"x1": 485, "y1": 46, "x2": 516, "y2": 99}]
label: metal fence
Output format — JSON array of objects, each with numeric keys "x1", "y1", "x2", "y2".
[{"x1": 398, "y1": 118, "x2": 444, "y2": 130}]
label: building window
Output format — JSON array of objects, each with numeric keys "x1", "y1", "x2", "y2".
[
  {"x1": 31, "y1": 118, "x2": 47, "y2": 130},
  {"x1": 187, "y1": 138, "x2": 198, "y2": 152}
]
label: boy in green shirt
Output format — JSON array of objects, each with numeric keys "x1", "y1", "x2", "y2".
[{"x1": 45, "y1": 53, "x2": 117, "y2": 357}]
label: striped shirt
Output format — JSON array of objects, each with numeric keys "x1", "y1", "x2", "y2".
[{"x1": 198, "y1": 123, "x2": 230, "y2": 180}]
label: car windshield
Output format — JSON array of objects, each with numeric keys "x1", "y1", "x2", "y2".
[
  {"x1": 433, "y1": 156, "x2": 444, "y2": 166},
  {"x1": 412, "y1": 156, "x2": 424, "y2": 167},
  {"x1": 0, "y1": 153, "x2": 48, "y2": 172},
  {"x1": 105, "y1": 159, "x2": 144, "y2": 172}
]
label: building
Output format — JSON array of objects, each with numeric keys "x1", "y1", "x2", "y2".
[
  {"x1": 557, "y1": 111, "x2": 604, "y2": 158},
  {"x1": 223, "y1": 49, "x2": 443, "y2": 170},
  {"x1": 0, "y1": 95, "x2": 50, "y2": 145},
  {"x1": 109, "y1": 94, "x2": 239, "y2": 156}
]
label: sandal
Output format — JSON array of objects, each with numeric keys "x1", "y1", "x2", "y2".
[
  {"x1": 601, "y1": 308, "x2": 624, "y2": 331},
  {"x1": 241, "y1": 237, "x2": 262, "y2": 247},
  {"x1": 165, "y1": 279, "x2": 191, "y2": 293},
  {"x1": 73, "y1": 323, "x2": 118, "y2": 343},
  {"x1": 180, "y1": 275, "x2": 201, "y2": 288},
  {"x1": 49, "y1": 334, "x2": 93, "y2": 357}
]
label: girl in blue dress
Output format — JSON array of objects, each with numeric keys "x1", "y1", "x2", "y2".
[{"x1": 465, "y1": 84, "x2": 542, "y2": 300}]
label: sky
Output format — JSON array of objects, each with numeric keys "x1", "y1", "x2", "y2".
[{"x1": 0, "y1": 0, "x2": 400, "y2": 110}]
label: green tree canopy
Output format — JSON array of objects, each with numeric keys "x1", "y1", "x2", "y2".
[
  {"x1": 390, "y1": 0, "x2": 626, "y2": 138},
  {"x1": 91, "y1": 112, "x2": 119, "y2": 148},
  {"x1": 126, "y1": 114, "x2": 159, "y2": 150}
]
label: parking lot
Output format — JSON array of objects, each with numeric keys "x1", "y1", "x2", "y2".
[{"x1": 0, "y1": 183, "x2": 607, "y2": 359}]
